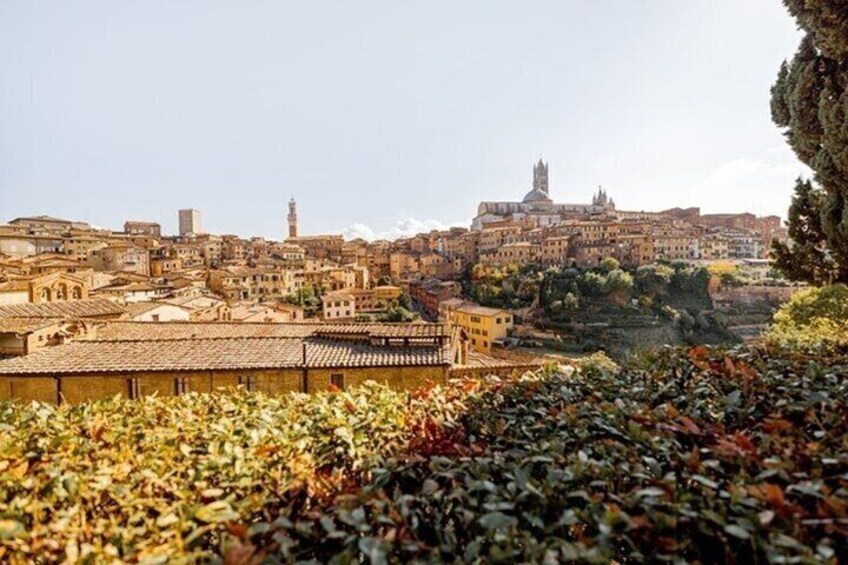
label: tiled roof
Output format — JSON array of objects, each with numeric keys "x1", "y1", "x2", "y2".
[
  {"x1": 0, "y1": 337, "x2": 449, "y2": 374},
  {"x1": 0, "y1": 317, "x2": 63, "y2": 335},
  {"x1": 0, "y1": 280, "x2": 28, "y2": 292},
  {"x1": 122, "y1": 302, "x2": 177, "y2": 317},
  {"x1": 0, "y1": 299, "x2": 126, "y2": 319},
  {"x1": 92, "y1": 321, "x2": 449, "y2": 341},
  {"x1": 305, "y1": 339, "x2": 450, "y2": 368},
  {"x1": 454, "y1": 304, "x2": 510, "y2": 317}
]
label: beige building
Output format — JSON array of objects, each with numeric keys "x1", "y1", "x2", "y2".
[
  {"x1": 122, "y1": 302, "x2": 191, "y2": 322},
  {"x1": 178, "y1": 209, "x2": 203, "y2": 236},
  {"x1": 90, "y1": 245, "x2": 150, "y2": 276},
  {"x1": 322, "y1": 290, "x2": 356, "y2": 320},
  {"x1": 124, "y1": 221, "x2": 162, "y2": 238},
  {"x1": 0, "y1": 322, "x2": 452, "y2": 403}
]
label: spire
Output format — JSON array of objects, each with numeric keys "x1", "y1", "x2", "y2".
[{"x1": 533, "y1": 158, "x2": 549, "y2": 195}]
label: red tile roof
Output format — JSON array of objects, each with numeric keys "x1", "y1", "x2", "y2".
[
  {"x1": 92, "y1": 321, "x2": 448, "y2": 341},
  {"x1": 0, "y1": 299, "x2": 126, "y2": 319},
  {"x1": 0, "y1": 337, "x2": 450, "y2": 375}
]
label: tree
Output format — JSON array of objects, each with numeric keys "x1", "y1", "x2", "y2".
[
  {"x1": 771, "y1": 178, "x2": 840, "y2": 284},
  {"x1": 598, "y1": 257, "x2": 620, "y2": 274},
  {"x1": 397, "y1": 293, "x2": 413, "y2": 310},
  {"x1": 771, "y1": 2, "x2": 848, "y2": 283},
  {"x1": 603, "y1": 269, "x2": 633, "y2": 305}
]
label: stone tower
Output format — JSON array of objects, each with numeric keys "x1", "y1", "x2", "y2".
[
  {"x1": 287, "y1": 198, "x2": 298, "y2": 239},
  {"x1": 533, "y1": 159, "x2": 549, "y2": 195}
]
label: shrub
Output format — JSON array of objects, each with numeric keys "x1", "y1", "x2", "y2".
[{"x1": 765, "y1": 284, "x2": 848, "y2": 352}]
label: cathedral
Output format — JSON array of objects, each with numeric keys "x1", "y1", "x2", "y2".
[{"x1": 471, "y1": 159, "x2": 615, "y2": 230}]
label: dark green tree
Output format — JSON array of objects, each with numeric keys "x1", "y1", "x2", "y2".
[
  {"x1": 771, "y1": 1, "x2": 848, "y2": 283},
  {"x1": 771, "y1": 178, "x2": 841, "y2": 283}
]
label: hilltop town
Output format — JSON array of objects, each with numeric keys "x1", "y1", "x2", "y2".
[{"x1": 0, "y1": 161, "x2": 793, "y2": 403}]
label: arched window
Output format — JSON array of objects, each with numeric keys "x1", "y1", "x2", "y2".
[
  {"x1": 40, "y1": 288, "x2": 51, "y2": 302},
  {"x1": 56, "y1": 283, "x2": 68, "y2": 300},
  {"x1": 72, "y1": 286, "x2": 82, "y2": 299}
]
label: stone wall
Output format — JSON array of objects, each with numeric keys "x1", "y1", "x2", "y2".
[{"x1": 0, "y1": 365, "x2": 449, "y2": 404}]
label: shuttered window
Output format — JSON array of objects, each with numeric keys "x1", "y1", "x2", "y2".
[{"x1": 174, "y1": 377, "x2": 189, "y2": 396}]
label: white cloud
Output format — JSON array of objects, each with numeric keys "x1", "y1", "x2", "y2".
[
  {"x1": 685, "y1": 147, "x2": 811, "y2": 219},
  {"x1": 342, "y1": 218, "x2": 466, "y2": 241}
]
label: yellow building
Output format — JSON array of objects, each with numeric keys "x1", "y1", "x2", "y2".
[{"x1": 450, "y1": 304, "x2": 513, "y2": 354}]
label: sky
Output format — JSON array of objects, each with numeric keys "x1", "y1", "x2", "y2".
[{"x1": 0, "y1": 1, "x2": 808, "y2": 240}]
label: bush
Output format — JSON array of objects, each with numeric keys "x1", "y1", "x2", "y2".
[
  {"x1": 765, "y1": 284, "x2": 848, "y2": 352},
  {"x1": 239, "y1": 346, "x2": 847, "y2": 563},
  {"x1": 5, "y1": 346, "x2": 847, "y2": 562},
  {"x1": 0, "y1": 383, "x2": 468, "y2": 562}
]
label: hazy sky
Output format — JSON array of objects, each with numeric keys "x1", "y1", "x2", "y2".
[{"x1": 1, "y1": 1, "x2": 807, "y2": 239}]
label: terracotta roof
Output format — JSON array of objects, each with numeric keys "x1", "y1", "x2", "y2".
[
  {"x1": 454, "y1": 304, "x2": 510, "y2": 317},
  {"x1": 0, "y1": 317, "x2": 63, "y2": 335},
  {"x1": 92, "y1": 321, "x2": 449, "y2": 341},
  {"x1": 0, "y1": 280, "x2": 28, "y2": 292},
  {"x1": 0, "y1": 337, "x2": 449, "y2": 374},
  {"x1": 0, "y1": 299, "x2": 125, "y2": 319}
]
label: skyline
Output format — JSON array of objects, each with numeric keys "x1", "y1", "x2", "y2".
[{"x1": 2, "y1": 1, "x2": 809, "y2": 239}]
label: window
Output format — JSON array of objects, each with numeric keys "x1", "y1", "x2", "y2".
[
  {"x1": 151, "y1": 314, "x2": 160, "y2": 322},
  {"x1": 238, "y1": 375, "x2": 256, "y2": 391},
  {"x1": 174, "y1": 377, "x2": 189, "y2": 396},
  {"x1": 330, "y1": 373, "x2": 345, "y2": 390},
  {"x1": 127, "y1": 378, "x2": 141, "y2": 400}
]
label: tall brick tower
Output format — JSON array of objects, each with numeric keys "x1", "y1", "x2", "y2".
[{"x1": 287, "y1": 198, "x2": 298, "y2": 239}]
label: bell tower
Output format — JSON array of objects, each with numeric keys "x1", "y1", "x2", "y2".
[
  {"x1": 533, "y1": 158, "x2": 549, "y2": 195},
  {"x1": 287, "y1": 198, "x2": 298, "y2": 239}
]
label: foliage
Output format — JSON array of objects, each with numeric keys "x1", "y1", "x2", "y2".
[
  {"x1": 765, "y1": 283, "x2": 848, "y2": 352},
  {"x1": 284, "y1": 284, "x2": 322, "y2": 317},
  {"x1": 537, "y1": 262, "x2": 709, "y2": 321},
  {"x1": 602, "y1": 268, "x2": 633, "y2": 304},
  {"x1": 771, "y1": 179, "x2": 838, "y2": 285},
  {"x1": 238, "y1": 345, "x2": 848, "y2": 563},
  {"x1": 374, "y1": 305, "x2": 417, "y2": 322},
  {"x1": 771, "y1": 2, "x2": 848, "y2": 283},
  {"x1": 0, "y1": 383, "x2": 460, "y2": 563},
  {"x1": 5, "y1": 343, "x2": 848, "y2": 562},
  {"x1": 598, "y1": 256, "x2": 620, "y2": 274}
]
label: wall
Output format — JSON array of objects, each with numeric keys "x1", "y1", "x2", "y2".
[
  {"x1": 132, "y1": 305, "x2": 191, "y2": 322},
  {"x1": 305, "y1": 365, "x2": 448, "y2": 393},
  {"x1": 0, "y1": 366, "x2": 443, "y2": 404},
  {"x1": 0, "y1": 290, "x2": 29, "y2": 305},
  {"x1": 56, "y1": 369, "x2": 303, "y2": 404},
  {"x1": 0, "y1": 377, "x2": 57, "y2": 403}
]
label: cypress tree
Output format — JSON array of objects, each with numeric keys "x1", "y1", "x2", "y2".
[{"x1": 771, "y1": 1, "x2": 848, "y2": 284}]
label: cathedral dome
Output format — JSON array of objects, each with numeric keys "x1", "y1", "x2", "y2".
[{"x1": 522, "y1": 188, "x2": 553, "y2": 204}]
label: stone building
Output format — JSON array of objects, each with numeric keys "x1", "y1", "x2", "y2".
[
  {"x1": 0, "y1": 322, "x2": 453, "y2": 403},
  {"x1": 472, "y1": 161, "x2": 613, "y2": 231},
  {"x1": 178, "y1": 209, "x2": 203, "y2": 236},
  {"x1": 124, "y1": 221, "x2": 162, "y2": 238}
]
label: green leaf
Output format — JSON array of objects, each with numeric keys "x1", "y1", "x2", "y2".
[
  {"x1": 478, "y1": 512, "x2": 518, "y2": 531},
  {"x1": 724, "y1": 524, "x2": 750, "y2": 540},
  {"x1": 195, "y1": 501, "x2": 238, "y2": 523}
]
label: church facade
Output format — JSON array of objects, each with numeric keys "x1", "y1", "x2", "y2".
[{"x1": 472, "y1": 159, "x2": 615, "y2": 231}]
